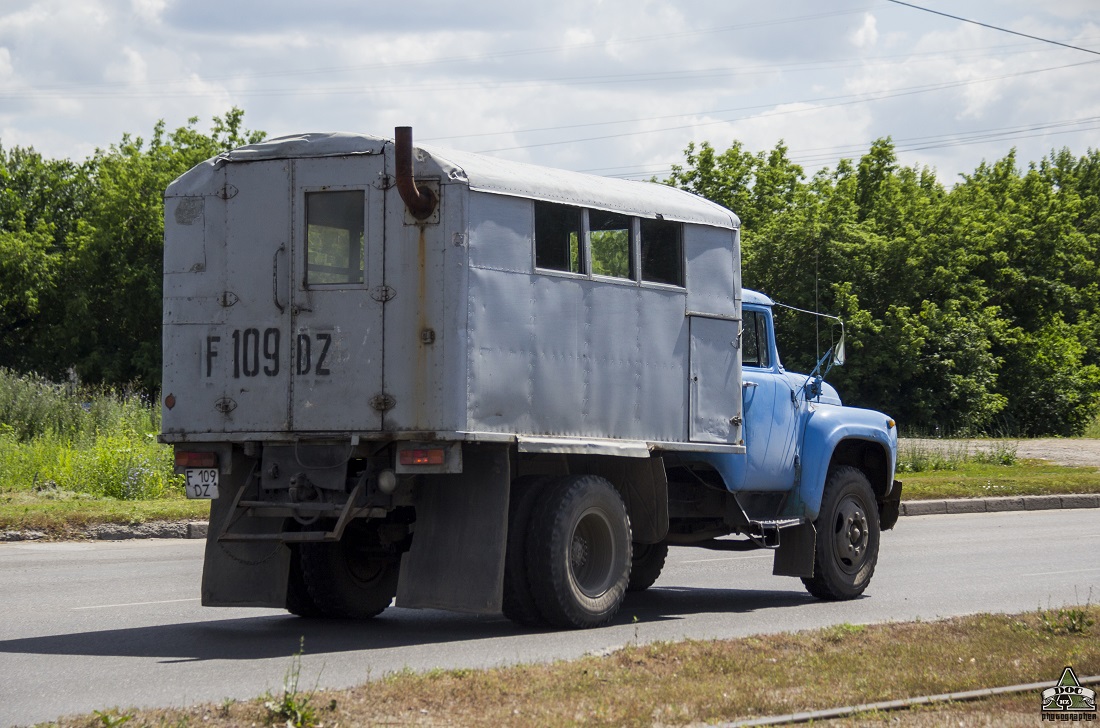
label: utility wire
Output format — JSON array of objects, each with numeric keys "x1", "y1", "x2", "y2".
[
  {"x1": 884, "y1": 0, "x2": 1100, "y2": 56},
  {"x1": 472, "y1": 58, "x2": 1099, "y2": 153}
]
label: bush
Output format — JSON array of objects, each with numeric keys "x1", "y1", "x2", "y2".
[{"x1": 0, "y1": 368, "x2": 181, "y2": 499}]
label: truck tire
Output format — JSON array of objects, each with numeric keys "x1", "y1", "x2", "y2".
[
  {"x1": 298, "y1": 522, "x2": 399, "y2": 619},
  {"x1": 286, "y1": 545, "x2": 324, "y2": 618},
  {"x1": 627, "y1": 541, "x2": 668, "y2": 592},
  {"x1": 802, "y1": 466, "x2": 880, "y2": 601},
  {"x1": 502, "y1": 476, "x2": 552, "y2": 627},
  {"x1": 526, "y1": 475, "x2": 632, "y2": 629}
]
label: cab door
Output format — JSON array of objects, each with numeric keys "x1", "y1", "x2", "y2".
[
  {"x1": 288, "y1": 155, "x2": 387, "y2": 432},
  {"x1": 740, "y1": 307, "x2": 803, "y2": 491}
]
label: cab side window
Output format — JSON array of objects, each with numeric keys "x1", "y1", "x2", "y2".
[{"x1": 742, "y1": 310, "x2": 771, "y2": 368}]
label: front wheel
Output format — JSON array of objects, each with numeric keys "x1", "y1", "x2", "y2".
[
  {"x1": 525, "y1": 475, "x2": 632, "y2": 629},
  {"x1": 802, "y1": 466, "x2": 880, "y2": 600}
]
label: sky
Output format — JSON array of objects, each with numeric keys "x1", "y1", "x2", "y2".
[{"x1": 1, "y1": 0, "x2": 1098, "y2": 186}]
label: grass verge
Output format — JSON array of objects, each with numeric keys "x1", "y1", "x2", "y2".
[
  {"x1": 46, "y1": 606, "x2": 1100, "y2": 727},
  {"x1": 902, "y1": 460, "x2": 1100, "y2": 500},
  {"x1": 0, "y1": 491, "x2": 207, "y2": 533},
  {"x1": 0, "y1": 368, "x2": 195, "y2": 535}
]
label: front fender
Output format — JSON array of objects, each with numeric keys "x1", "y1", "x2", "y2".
[{"x1": 796, "y1": 404, "x2": 898, "y2": 521}]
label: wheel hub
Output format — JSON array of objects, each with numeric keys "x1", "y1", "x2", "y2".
[
  {"x1": 833, "y1": 497, "x2": 870, "y2": 574},
  {"x1": 569, "y1": 508, "x2": 616, "y2": 597},
  {"x1": 571, "y1": 533, "x2": 590, "y2": 571}
]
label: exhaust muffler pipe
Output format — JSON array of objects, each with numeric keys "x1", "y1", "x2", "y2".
[{"x1": 394, "y1": 126, "x2": 437, "y2": 220}]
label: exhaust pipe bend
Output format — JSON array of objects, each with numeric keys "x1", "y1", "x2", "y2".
[{"x1": 394, "y1": 126, "x2": 437, "y2": 220}]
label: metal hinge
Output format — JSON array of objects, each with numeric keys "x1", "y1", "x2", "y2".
[
  {"x1": 370, "y1": 285, "x2": 396, "y2": 303},
  {"x1": 373, "y1": 174, "x2": 394, "y2": 190},
  {"x1": 218, "y1": 184, "x2": 239, "y2": 200},
  {"x1": 214, "y1": 397, "x2": 237, "y2": 414},
  {"x1": 370, "y1": 394, "x2": 396, "y2": 412},
  {"x1": 219, "y1": 291, "x2": 239, "y2": 307}
]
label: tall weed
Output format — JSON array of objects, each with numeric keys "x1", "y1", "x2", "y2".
[
  {"x1": 0, "y1": 369, "x2": 180, "y2": 500},
  {"x1": 1085, "y1": 412, "x2": 1100, "y2": 439},
  {"x1": 897, "y1": 439, "x2": 1018, "y2": 473},
  {"x1": 0, "y1": 368, "x2": 157, "y2": 443}
]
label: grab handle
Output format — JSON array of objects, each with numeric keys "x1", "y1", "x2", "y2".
[{"x1": 272, "y1": 245, "x2": 286, "y2": 313}]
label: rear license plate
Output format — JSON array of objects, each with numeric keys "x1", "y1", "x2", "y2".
[{"x1": 185, "y1": 468, "x2": 219, "y2": 499}]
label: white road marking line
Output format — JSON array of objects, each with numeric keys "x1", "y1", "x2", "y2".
[
  {"x1": 72, "y1": 598, "x2": 201, "y2": 610},
  {"x1": 1018, "y1": 567, "x2": 1100, "y2": 578},
  {"x1": 680, "y1": 554, "x2": 772, "y2": 564}
]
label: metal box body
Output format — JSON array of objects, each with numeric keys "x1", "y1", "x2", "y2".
[{"x1": 162, "y1": 133, "x2": 745, "y2": 455}]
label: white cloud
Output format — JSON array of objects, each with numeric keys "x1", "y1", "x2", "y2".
[
  {"x1": 131, "y1": 0, "x2": 166, "y2": 23},
  {"x1": 0, "y1": 0, "x2": 1096, "y2": 186},
  {"x1": 850, "y1": 13, "x2": 878, "y2": 49}
]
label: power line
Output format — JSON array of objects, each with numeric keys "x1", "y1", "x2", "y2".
[
  {"x1": 884, "y1": 0, "x2": 1100, "y2": 56},
  {"x1": 602, "y1": 116, "x2": 1100, "y2": 180},
  {"x1": 470, "y1": 58, "x2": 1099, "y2": 154},
  {"x1": 8, "y1": 7, "x2": 876, "y2": 97}
]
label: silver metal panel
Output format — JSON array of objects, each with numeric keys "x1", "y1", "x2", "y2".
[
  {"x1": 466, "y1": 265, "x2": 689, "y2": 442},
  {"x1": 290, "y1": 156, "x2": 385, "y2": 431},
  {"x1": 380, "y1": 178, "x2": 450, "y2": 432},
  {"x1": 164, "y1": 196, "x2": 206, "y2": 274},
  {"x1": 467, "y1": 193, "x2": 532, "y2": 275},
  {"x1": 685, "y1": 225, "x2": 740, "y2": 319},
  {"x1": 164, "y1": 160, "x2": 293, "y2": 435},
  {"x1": 517, "y1": 436, "x2": 652, "y2": 457},
  {"x1": 689, "y1": 315, "x2": 742, "y2": 444}
]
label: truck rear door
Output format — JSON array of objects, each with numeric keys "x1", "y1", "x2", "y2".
[{"x1": 288, "y1": 155, "x2": 387, "y2": 432}]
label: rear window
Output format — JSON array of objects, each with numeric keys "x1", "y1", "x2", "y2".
[{"x1": 306, "y1": 191, "x2": 365, "y2": 285}]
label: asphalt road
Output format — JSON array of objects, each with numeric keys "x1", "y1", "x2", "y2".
[{"x1": 1, "y1": 509, "x2": 1098, "y2": 727}]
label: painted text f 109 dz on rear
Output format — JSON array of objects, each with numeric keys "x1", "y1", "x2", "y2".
[{"x1": 160, "y1": 126, "x2": 901, "y2": 629}]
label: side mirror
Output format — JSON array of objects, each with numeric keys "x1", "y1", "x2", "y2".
[{"x1": 833, "y1": 333, "x2": 846, "y2": 367}]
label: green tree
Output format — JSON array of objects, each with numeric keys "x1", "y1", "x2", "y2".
[{"x1": 56, "y1": 109, "x2": 265, "y2": 390}]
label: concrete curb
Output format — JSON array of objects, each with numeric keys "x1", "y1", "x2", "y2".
[
  {"x1": 900, "y1": 494, "x2": 1100, "y2": 517},
  {"x1": 1, "y1": 496, "x2": 1097, "y2": 542},
  {"x1": 0, "y1": 520, "x2": 209, "y2": 543}
]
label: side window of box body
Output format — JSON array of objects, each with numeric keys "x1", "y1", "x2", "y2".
[
  {"x1": 534, "y1": 201, "x2": 585, "y2": 274},
  {"x1": 533, "y1": 200, "x2": 684, "y2": 288}
]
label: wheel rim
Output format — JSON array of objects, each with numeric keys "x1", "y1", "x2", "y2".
[
  {"x1": 344, "y1": 538, "x2": 389, "y2": 587},
  {"x1": 831, "y1": 494, "x2": 871, "y2": 575},
  {"x1": 569, "y1": 507, "x2": 616, "y2": 598}
]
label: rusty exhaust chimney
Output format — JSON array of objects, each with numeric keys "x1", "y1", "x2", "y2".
[{"x1": 394, "y1": 126, "x2": 437, "y2": 220}]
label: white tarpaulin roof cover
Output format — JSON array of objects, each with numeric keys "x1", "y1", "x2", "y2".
[{"x1": 200, "y1": 132, "x2": 739, "y2": 229}]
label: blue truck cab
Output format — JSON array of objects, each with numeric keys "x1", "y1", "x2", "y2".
[{"x1": 680, "y1": 289, "x2": 901, "y2": 600}]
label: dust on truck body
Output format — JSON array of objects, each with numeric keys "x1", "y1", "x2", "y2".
[{"x1": 162, "y1": 128, "x2": 901, "y2": 629}]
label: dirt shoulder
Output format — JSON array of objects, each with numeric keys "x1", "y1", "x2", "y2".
[{"x1": 900, "y1": 438, "x2": 1100, "y2": 468}]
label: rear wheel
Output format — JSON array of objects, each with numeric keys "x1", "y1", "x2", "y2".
[
  {"x1": 526, "y1": 475, "x2": 632, "y2": 629},
  {"x1": 502, "y1": 476, "x2": 552, "y2": 627},
  {"x1": 627, "y1": 541, "x2": 668, "y2": 592},
  {"x1": 802, "y1": 466, "x2": 880, "y2": 600},
  {"x1": 298, "y1": 521, "x2": 400, "y2": 618},
  {"x1": 285, "y1": 545, "x2": 324, "y2": 617}
]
